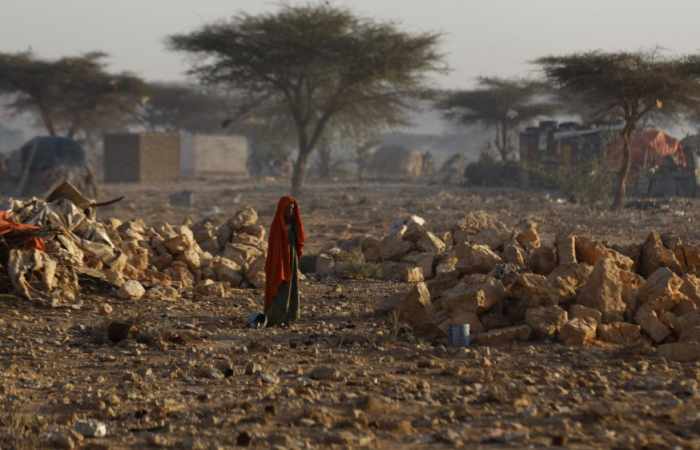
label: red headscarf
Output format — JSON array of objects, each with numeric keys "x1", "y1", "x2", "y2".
[{"x1": 264, "y1": 196, "x2": 305, "y2": 309}]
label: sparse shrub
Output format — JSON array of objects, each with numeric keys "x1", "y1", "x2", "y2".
[{"x1": 463, "y1": 152, "x2": 523, "y2": 188}]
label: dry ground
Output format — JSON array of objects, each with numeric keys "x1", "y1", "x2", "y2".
[{"x1": 2, "y1": 179, "x2": 700, "y2": 449}]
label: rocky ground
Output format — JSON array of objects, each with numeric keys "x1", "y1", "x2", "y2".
[{"x1": 2, "y1": 179, "x2": 700, "y2": 449}]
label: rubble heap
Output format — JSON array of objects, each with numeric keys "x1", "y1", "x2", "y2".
[
  {"x1": 383, "y1": 211, "x2": 700, "y2": 361},
  {"x1": 1, "y1": 188, "x2": 266, "y2": 303}
]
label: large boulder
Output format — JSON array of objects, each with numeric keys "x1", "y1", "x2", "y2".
[
  {"x1": 559, "y1": 318, "x2": 597, "y2": 346},
  {"x1": 640, "y1": 231, "x2": 684, "y2": 278},
  {"x1": 597, "y1": 322, "x2": 642, "y2": 346},
  {"x1": 548, "y1": 263, "x2": 594, "y2": 303},
  {"x1": 529, "y1": 246, "x2": 558, "y2": 275},
  {"x1": 525, "y1": 306, "x2": 568, "y2": 338},
  {"x1": 472, "y1": 325, "x2": 532, "y2": 346},
  {"x1": 454, "y1": 243, "x2": 502, "y2": 275},
  {"x1": 509, "y1": 273, "x2": 563, "y2": 308},
  {"x1": 396, "y1": 283, "x2": 445, "y2": 339},
  {"x1": 402, "y1": 253, "x2": 436, "y2": 280},
  {"x1": 379, "y1": 236, "x2": 414, "y2": 261},
  {"x1": 440, "y1": 277, "x2": 506, "y2": 315},
  {"x1": 576, "y1": 258, "x2": 642, "y2": 323},
  {"x1": 576, "y1": 236, "x2": 634, "y2": 271}
]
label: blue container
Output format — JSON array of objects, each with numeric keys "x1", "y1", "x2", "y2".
[{"x1": 448, "y1": 324, "x2": 470, "y2": 347}]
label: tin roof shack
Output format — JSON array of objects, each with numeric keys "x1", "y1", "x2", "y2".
[
  {"x1": 519, "y1": 121, "x2": 623, "y2": 188},
  {"x1": 180, "y1": 133, "x2": 249, "y2": 177},
  {"x1": 103, "y1": 133, "x2": 181, "y2": 183}
]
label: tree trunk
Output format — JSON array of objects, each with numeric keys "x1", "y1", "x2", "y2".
[
  {"x1": 612, "y1": 129, "x2": 633, "y2": 210},
  {"x1": 495, "y1": 122, "x2": 509, "y2": 161},
  {"x1": 291, "y1": 150, "x2": 309, "y2": 197},
  {"x1": 318, "y1": 145, "x2": 331, "y2": 179},
  {"x1": 39, "y1": 107, "x2": 57, "y2": 136}
]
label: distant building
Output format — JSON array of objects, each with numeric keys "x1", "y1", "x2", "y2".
[
  {"x1": 103, "y1": 132, "x2": 249, "y2": 183},
  {"x1": 519, "y1": 121, "x2": 698, "y2": 197}
]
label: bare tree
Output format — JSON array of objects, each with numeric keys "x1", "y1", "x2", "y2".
[
  {"x1": 437, "y1": 77, "x2": 559, "y2": 161},
  {"x1": 0, "y1": 51, "x2": 145, "y2": 138},
  {"x1": 536, "y1": 50, "x2": 700, "y2": 208},
  {"x1": 168, "y1": 3, "x2": 445, "y2": 194}
]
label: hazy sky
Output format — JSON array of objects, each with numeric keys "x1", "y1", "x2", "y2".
[{"x1": 2, "y1": 0, "x2": 700, "y2": 89}]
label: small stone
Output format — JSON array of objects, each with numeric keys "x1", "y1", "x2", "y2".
[
  {"x1": 245, "y1": 362, "x2": 262, "y2": 375},
  {"x1": 569, "y1": 304, "x2": 602, "y2": 324},
  {"x1": 308, "y1": 366, "x2": 341, "y2": 381},
  {"x1": 236, "y1": 431, "x2": 252, "y2": 447},
  {"x1": 46, "y1": 432, "x2": 75, "y2": 449},
  {"x1": 107, "y1": 321, "x2": 132, "y2": 343},
  {"x1": 74, "y1": 419, "x2": 107, "y2": 438},
  {"x1": 259, "y1": 372, "x2": 279, "y2": 384},
  {"x1": 118, "y1": 280, "x2": 145, "y2": 300},
  {"x1": 99, "y1": 303, "x2": 113, "y2": 316}
]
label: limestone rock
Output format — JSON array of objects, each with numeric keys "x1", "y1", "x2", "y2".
[
  {"x1": 529, "y1": 246, "x2": 558, "y2": 275},
  {"x1": 634, "y1": 307, "x2": 672, "y2": 343},
  {"x1": 559, "y1": 318, "x2": 597, "y2": 346},
  {"x1": 416, "y1": 232, "x2": 446, "y2": 255},
  {"x1": 440, "y1": 277, "x2": 506, "y2": 315},
  {"x1": 473, "y1": 325, "x2": 532, "y2": 346},
  {"x1": 455, "y1": 243, "x2": 502, "y2": 275},
  {"x1": 658, "y1": 342, "x2": 700, "y2": 362},
  {"x1": 509, "y1": 273, "x2": 561, "y2": 308},
  {"x1": 213, "y1": 257, "x2": 244, "y2": 286},
  {"x1": 525, "y1": 306, "x2": 568, "y2": 338},
  {"x1": 556, "y1": 234, "x2": 577, "y2": 266},
  {"x1": 515, "y1": 221, "x2": 540, "y2": 250},
  {"x1": 118, "y1": 280, "x2": 145, "y2": 300},
  {"x1": 503, "y1": 243, "x2": 526, "y2": 267},
  {"x1": 597, "y1": 322, "x2": 642, "y2": 346},
  {"x1": 577, "y1": 258, "x2": 641, "y2": 322},
  {"x1": 379, "y1": 236, "x2": 414, "y2": 261},
  {"x1": 397, "y1": 283, "x2": 444, "y2": 339},
  {"x1": 402, "y1": 253, "x2": 435, "y2": 279},
  {"x1": 548, "y1": 263, "x2": 594, "y2": 302},
  {"x1": 640, "y1": 231, "x2": 684, "y2": 278},
  {"x1": 245, "y1": 256, "x2": 266, "y2": 289},
  {"x1": 637, "y1": 268, "x2": 685, "y2": 312},
  {"x1": 229, "y1": 207, "x2": 258, "y2": 230},
  {"x1": 569, "y1": 304, "x2": 602, "y2": 324}
]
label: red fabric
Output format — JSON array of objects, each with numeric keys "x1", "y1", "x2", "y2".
[
  {"x1": 608, "y1": 129, "x2": 687, "y2": 173},
  {"x1": 0, "y1": 211, "x2": 45, "y2": 251},
  {"x1": 264, "y1": 196, "x2": 305, "y2": 309}
]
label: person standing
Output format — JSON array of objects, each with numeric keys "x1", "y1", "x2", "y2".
[{"x1": 264, "y1": 196, "x2": 305, "y2": 326}]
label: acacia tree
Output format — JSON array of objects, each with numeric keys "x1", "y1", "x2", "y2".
[
  {"x1": 0, "y1": 52, "x2": 145, "y2": 138},
  {"x1": 168, "y1": 3, "x2": 444, "y2": 194},
  {"x1": 536, "y1": 51, "x2": 700, "y2": 209},
  {"x1": 136, "y1": 82, "x2": 235, "y2": 132},
  {"x1": 437, "y1": 77, "x2": 558, "y2": 161}
]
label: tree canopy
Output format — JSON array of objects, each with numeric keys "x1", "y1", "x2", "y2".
[
  {"x1": 168, "y1": 3, "x2": 445, "y2": 193},
  {"x1": 437, "y1": 77, "x2": 558, "y2": 161},
  {"x1": 0, "y1": 51, "x2": 145, "y2": 139},
  {"x1": 536, "y1": 50, "x2": 700, "y2": 208}
]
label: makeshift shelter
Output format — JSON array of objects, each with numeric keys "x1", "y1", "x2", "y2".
[
  {"x1": 1, "y1": 136, "x2": 97, "y2": 198},
  {"x1": 367, "y1": 145, "x2": 426, "y2": 179},
  {"x1": 180, "y1": 133, "x2": 249, "y2": 177}
]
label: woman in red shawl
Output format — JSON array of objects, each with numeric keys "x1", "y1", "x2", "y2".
[{"x1": 264, "y1": 196, "x2": 305, "y2": 327}]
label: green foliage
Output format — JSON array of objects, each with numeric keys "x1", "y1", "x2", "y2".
[
  {"x1": 526, "y1": 157, "x2": 615, "y2": 206},
  {"x1": 463, "y1": 152, "x2": 523, "y2": 188}
]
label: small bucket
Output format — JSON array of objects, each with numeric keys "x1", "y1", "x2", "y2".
[{"x1": 448, "y1": 324, "x2": 470, "y2": 347}]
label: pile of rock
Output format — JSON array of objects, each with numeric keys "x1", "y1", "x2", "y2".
[
  {"x1": 387, "y1": 212, "x2": 700, "y2": 361},
  {"x1": 4, "y1": 196, "x2": 266, "y2": 303},
  {"x1": 315, "y1": 215, "x2": 449, "y2": 282}
]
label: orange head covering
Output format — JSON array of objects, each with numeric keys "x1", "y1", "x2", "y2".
[{"x1": 264, "y1": 196, "x2": 305, "y2": 309}]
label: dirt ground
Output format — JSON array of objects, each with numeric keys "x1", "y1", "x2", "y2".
[{"x1": 2, "y1": 178, "x2": 700, "y2": 449}]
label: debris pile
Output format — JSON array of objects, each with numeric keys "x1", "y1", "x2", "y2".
[
  {"x1": 384, "y1": 211, "x2": 700, "y2": 361},
  {"x1": 0, "y1": 184, "x2": 265, "y2": 303}
]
